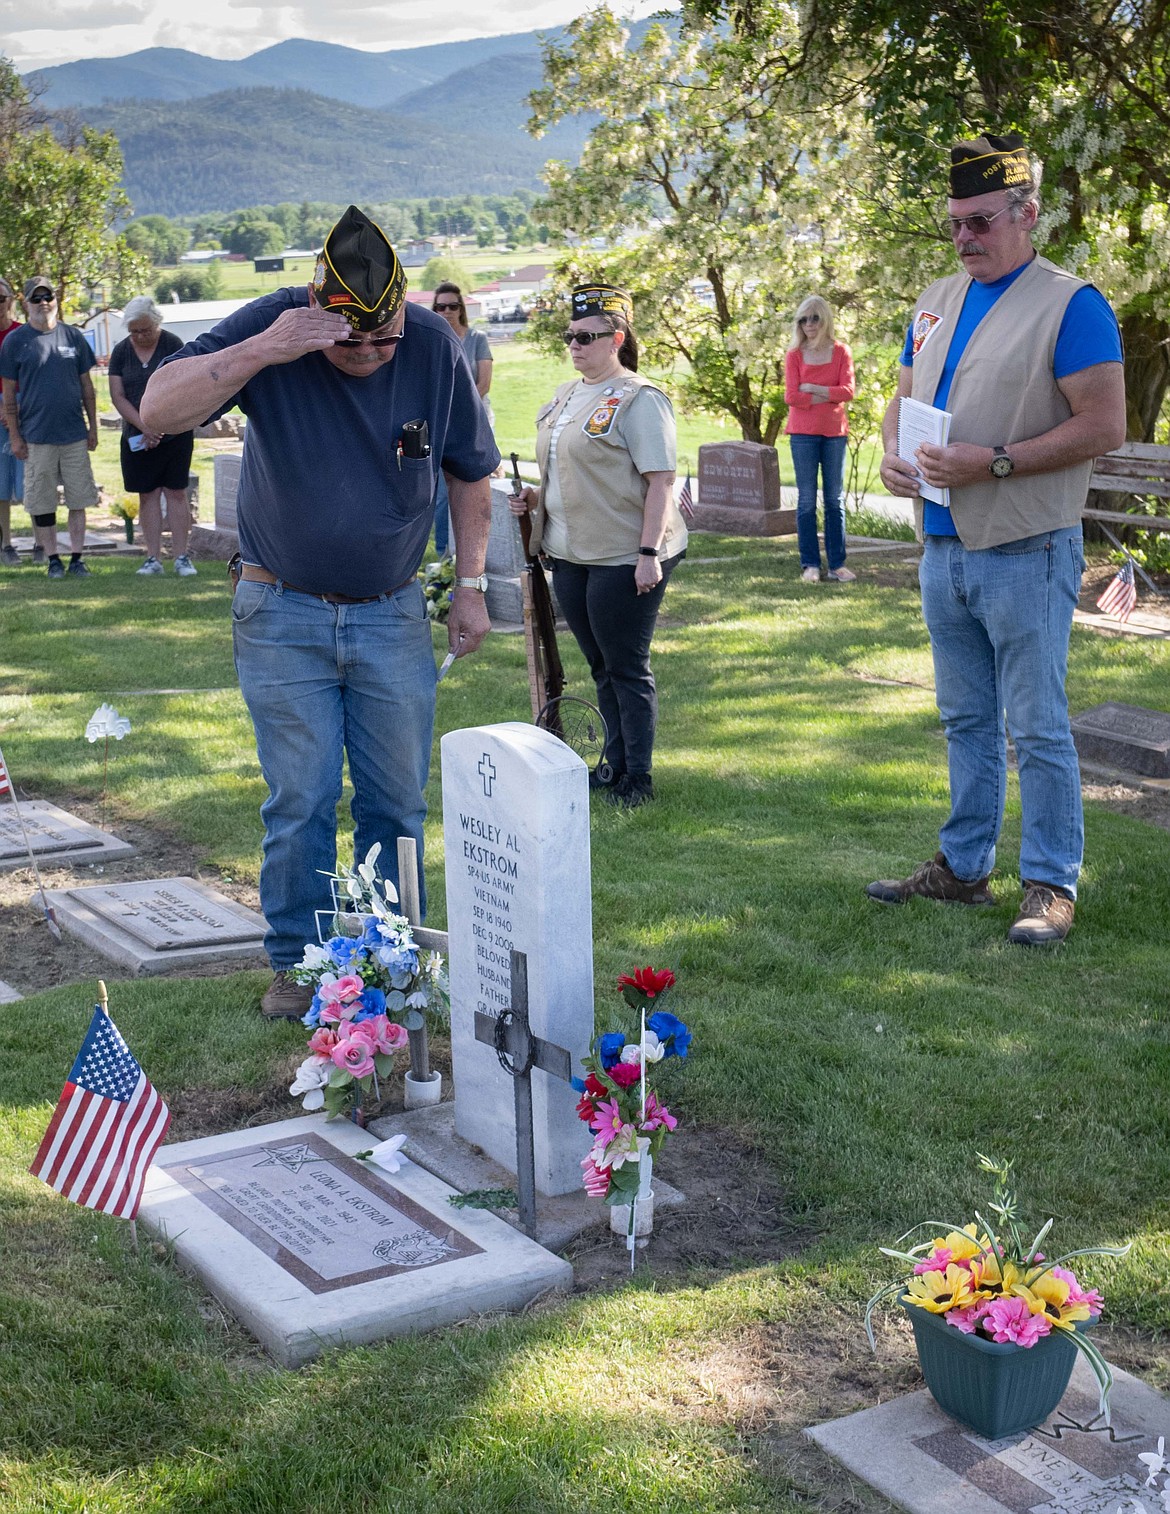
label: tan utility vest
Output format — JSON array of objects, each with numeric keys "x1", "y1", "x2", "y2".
[
  {"x1": 910, "y1": 255, "x2": 1097, "y2": 550},
  {"x1": 529, "y1": 371, "x2": 686, "y2": 561}
]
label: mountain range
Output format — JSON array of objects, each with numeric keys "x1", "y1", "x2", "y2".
[{"x1": 21, "y1": 31, "x2": 607, "y2": 216}]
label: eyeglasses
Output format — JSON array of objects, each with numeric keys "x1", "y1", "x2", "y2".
[
  {"x1": 946, "y1": 206, "x2": 1012, "y2": 237},
  {"x1": 335, "y1": 331, "x2": 404, "y2": 348},
  {"x1": 29, "y1": 290, "x2": 54, "y2": 303},
  {"x1": 798, "y1": 314, "x2": 821, "y2": 325},
  {"x1": 562, "y1": 330, "x2": 614, "y2": 347},
  {"x1": 434, "y1": 302, "x2": 460, "y2": 312}
]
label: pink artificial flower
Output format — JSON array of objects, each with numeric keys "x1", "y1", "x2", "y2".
[
  {"x1": 982, "y1": 1296, "x2": 1052, "y2": 1347},
  {"x1": 945, "y1": 1303, "x2": 989, "y2": 1334},
  {"x1": 317, "y1": 1000, "x2": 343, "y2": 1026},
  {"x1": 364, "y1": 1015, "x2": 408, "y2": 1056},
  {"x1": 914, "y1": 1246, "x2": 954, "y2": 1276},
  {"x1": 581, "y1": 1152, "x2": 610, "y2": 1197},
  {"x1": 591, "y1": 1098, "x2": 627, "y2": 1148},
  {"x1": 640, "y1": 1092, "x2": 677, "y2": 1133},
  {"x1": 1051, "y1": 1266, "x2": 1104, "y2": 1316},
  {"x1": 308, "y1": 1027, "x2": 340, "y2": 1057},
  {"x1": 331, "y1": 1032, "x2": 376, "y2": 1079},
  {"x1": 609, "y1": 1062, "x2": 641, "y2": 1089},
  {"x1": 320, "y1": 973, "x2": 365, "y2": 1005}
]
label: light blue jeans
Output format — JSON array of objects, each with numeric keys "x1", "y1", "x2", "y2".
[
  {"x1": 231, "y1": 578, "x2": 436, "y2": 966},
  {"x1": 920, "y1": 528, "x2": 1085, "y2": 897},
  {"x1": 789, "y1": 433, "x2": 847, "y2": 571}
]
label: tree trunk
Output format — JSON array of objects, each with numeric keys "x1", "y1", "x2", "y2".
[{"x1": 1120, "y1": 311, "x2": 1170, "y2": 441}]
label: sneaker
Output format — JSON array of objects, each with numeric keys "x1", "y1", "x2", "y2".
[
  {"x1": 174, "y1": 554, "x2": 197, "y2": 577},
  {"x1": 66, "y1": 558, "x2": 91, "y2": 577},
  {"x1": 0, "y1": 545, "x2": 19, "y2": 567},
  {"x1": 47, "y1": 557, "x2": 65, "y2": 579},
  {"x1": 611, "y1": 772, "x2": 654, "y2": 808},
  {"x1": 800, "y1": 566, "x2": 822, "y2": 584},
  {"x1": 827, "y1": 567, "x2": 857, "y2": 582},
  {"x1": 1008, "y1": 883, "x2": 1074, "y2": 947},
  {"x1": 866, "y1": 851, "x2": 994, "y2": 906},
  {"x1": 260, "y1": 971, "x2": 314, "y2": 1021},
  {"x1": 137, "y1": 556, "x2": 163, "y2": 576},
  {"x1": 31, "y1": 544, "x2": 45, "y2": 565}
]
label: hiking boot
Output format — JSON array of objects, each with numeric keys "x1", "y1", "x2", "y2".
[
  {"x1": 866, "y1": 851, "x2": 994, "y2": 906},
  {"x1": 31, "y1": 543, "x2": 45, "y2": 565},
  {"x1": 827, "y1": 566, "x2": 857, "y2": 582},
  {"x1": 260, "y1": 971, "x2": 314, "y2": 1021},
  {"x1": 0, "y1": 545, "x2": 19, "y2": 567},
  {"x1": 800, "y1": 566, "x2": 822, "y2": 583},
  {"x1": 174, "y1": 554, "x2": 197, "y2": 577},
  {"x1": 137, "y1": 555, "x2": 163, "y2": 575},
  {"x1": 611, "y1": 772, "x2": 654, "y2": 808},
  {"x1": 1008, "y1": 883, "x2": 1075, "y2": 947},
  {"x1": 47, "y1": 557, "x2": 65, "y2": 579},
  {"x1": 66, "y1": 558, "x2": 91, "y2": 577}
]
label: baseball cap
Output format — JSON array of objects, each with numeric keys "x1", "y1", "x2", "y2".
[{"x1": 23, "y1": 275, "x2": 55, "y2": 299}]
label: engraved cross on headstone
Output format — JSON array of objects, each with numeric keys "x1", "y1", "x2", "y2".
[
  {"x1": 478, "y1": 753, "x2": 497, "y2": 797},
  {"x1": 474, "y1": 947, "x2": 574, "y2": 1240}
]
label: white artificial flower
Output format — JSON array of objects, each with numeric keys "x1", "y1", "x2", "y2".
[
  {"x1": 300, "y1": 1088, "x2": 325, "y2": 1112},
  {"x1": 619, "y1": 1032, "x2": 664, "y2": 1065},
  {"x1": 405, "y1": 991, "x2": 429, "y2": 1008},
  {"x1": 289, "y1": 1056, "x2": 331, "y2": 1098},
  {"x1": 365, "y1": 1134, "x2": 408, "y2": 1173},
  {"x1": 298, "y1": 944, "x2": 332, "y2": 971},
  {"x1": 356, "y1": 842, "x2": 382, "y2": 888},
  {"x1": 1142, "y1": 1440, "x2": 1167, "y2": 1488}
]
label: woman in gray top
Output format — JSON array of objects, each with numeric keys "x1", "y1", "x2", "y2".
[{"x1": 431, "y1": 283, "x2": 494, "y2": 555}]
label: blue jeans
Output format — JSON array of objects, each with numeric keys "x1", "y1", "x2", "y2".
[
  {"x1": 789, "y1": 433, "x2": 847, "y2": 571},
  {"x1": 920, "y1": 528, "x2": 1085, "y2": 897},
  {"x1": 231, "y1": 578, "x2": 436, "y2": 967},
  {"x1": 432, "y1": 472, "x2": 450, "y2": 557},
  {"x1": 0, "y1": 422, "x2": 25, "y2": 503}
]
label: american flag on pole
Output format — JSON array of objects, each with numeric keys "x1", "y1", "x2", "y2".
[
  {"x1": 29, "y1": 1004, "x2": 170, "y2": 1219},
  {"x1": 678, "y1": 472, "x2": 694, "y2": 520},
  {"x1": 0, "y1": 749, "x2": 9, "y2": 796},
  {"x1": 1096, "y1": 557, "x2": 1137, "y2": 624}
]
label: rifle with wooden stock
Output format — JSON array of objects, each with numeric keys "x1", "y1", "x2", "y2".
[{"x1": 511, "y1": 452, "x2": 565, "y2": 735}]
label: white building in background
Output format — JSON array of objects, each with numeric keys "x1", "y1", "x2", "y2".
[{"x1": 80, "y1": 297, "x2": 253, "y2": 358}]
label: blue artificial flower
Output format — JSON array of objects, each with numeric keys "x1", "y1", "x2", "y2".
[
  {"x1": 360, "y1": 919, "x2": 383, "y2": 949},
  {"x1": 353, "y1": 987, "x2": 386, "y2": 1021},
  {"x1": 647, "y1": 1011, "x2": 692, "y2": 1060},
  {"x1": 570, "y1": 1075, "x2": 587, "y2": 1093},
  {"x1": 327, "y1": 935, "x2": 363, "y2": 969},
  {"x1": 598, "y1": 1032, "x2": 626, "y2": 1071},
  {"x1": 302, "y1": 992, "x2": 324, "y2": 1029},
  {"x1": 376, "y1": 942, "x2": 418, "y2": 976}
]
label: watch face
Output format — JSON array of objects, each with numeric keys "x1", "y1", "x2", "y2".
[{"x1": 990, "y1": 454, "x2": 1014, "y2": 478}]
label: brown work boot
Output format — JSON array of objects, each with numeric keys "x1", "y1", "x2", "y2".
[
  {"x1": 1008, "y1": 883, "x2": 1075, "y2": 947},
  {"x1": 867, "y1": 851, "x2": 995, "y2": 906},
  {"x1": 260, "y1": 970, "x2": 314, "y2": 1021}
]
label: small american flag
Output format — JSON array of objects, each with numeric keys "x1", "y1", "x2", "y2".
[
  {"x1": 1096, "y1": 557, "x2": 1137, "y2": 624},
  {"x1": 29, "y1": 1004, "x2": 170, "y2": 1219},
  {"x1": 678, "y1": 472, "x2": 694, "y2": 520},
  {"x1": 0, "y1": 751, "x2": 8, "y2": 796}
]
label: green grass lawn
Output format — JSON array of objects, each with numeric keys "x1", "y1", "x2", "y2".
[{"x1": 1, "y1": 517, "x2": 1165, "y2": 1507}]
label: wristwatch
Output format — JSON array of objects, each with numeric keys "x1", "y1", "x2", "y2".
[
  {"x1": 638, "y1": 546, "x2": 659, "y2": 558},
  {"x1": 989, "y1": 446, "x2": 1015, "y2": 479},
  {"x1": 454, "y1": 574, "x2": 488, "y2": 592}
]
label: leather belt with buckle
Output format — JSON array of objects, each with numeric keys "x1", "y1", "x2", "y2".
[{"x1": 235, "y1": 560, "x2": 414, "y2": 605}]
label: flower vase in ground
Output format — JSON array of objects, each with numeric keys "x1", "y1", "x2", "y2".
[
  {"x1": 610, "y1": 1151, "x2": 654, "y2": 1237},
  {"x1": 124, "y1": 519, "x2": 134, "y2": 544}
]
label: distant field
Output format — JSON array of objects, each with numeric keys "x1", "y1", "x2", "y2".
[{"x1": 201, "y1": 248, "x2": 550, "y2": 302}]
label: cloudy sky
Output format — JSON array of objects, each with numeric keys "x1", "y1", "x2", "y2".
[{"x1": 5, "y1": 0, "x2": 663, "y2": 72}]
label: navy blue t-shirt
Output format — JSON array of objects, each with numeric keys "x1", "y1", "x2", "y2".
[
  {"x1": 0, "y1": 322, "x2": 95, "y2": 445},
  {"x1": 162, "y1": 290, "x2": 499, "y2": 596}
]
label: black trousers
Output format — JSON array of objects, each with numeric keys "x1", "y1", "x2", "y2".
[{"x1": 548, "y1": 553, "x2": 680, "y2": 776}]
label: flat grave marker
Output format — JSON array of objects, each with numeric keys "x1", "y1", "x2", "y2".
[
  {"x1": 807, "y1": 1357, "x2": 1170, "y2": 1514},
  {"x1": 0, "y1": 799, "x2": 135, "y2": 872},
  {"x1": 1072, "y1": 701, "x2": 1170, "y2": 779},
  {"x1": 139, "y1": 1115, "x2": 572, "y2": 1366},
  {"x1": 45, "y1": 876, "x2": 267, "y2": 974}
]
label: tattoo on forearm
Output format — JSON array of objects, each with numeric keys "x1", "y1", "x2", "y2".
[{"x1": 209, "y1": 365, "x2": 221, "y2": 383}]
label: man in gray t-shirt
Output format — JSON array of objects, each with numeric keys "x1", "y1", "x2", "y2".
[{"x1": 0, "y1": 276, "x2": 99, "y2": 578}]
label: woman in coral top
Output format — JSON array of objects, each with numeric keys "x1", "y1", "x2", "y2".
[{"x1": 784, "y1": 295, "x2": 856, "y2": 583}]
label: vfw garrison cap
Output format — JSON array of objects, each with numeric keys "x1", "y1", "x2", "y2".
[
  {"x1": 571, "y1": 284, "x2": 634, "y2": 322},
  {"x1": 312, "y1": 205, "x2": 407, "y2": 331},
  {"x1": 949, "y1": 133, "x2": 1032, "y2": 199}
]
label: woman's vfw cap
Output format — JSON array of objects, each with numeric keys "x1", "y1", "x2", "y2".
[
  {"x1": 949, "y1": 133, "x2": 1032, "y2": 199},
  {"x1": 571, "y1": 285, "x2": 634, "y2": 322},
  {"x1": 312, "y1": 205, "x2": 407, "y2": 331}
]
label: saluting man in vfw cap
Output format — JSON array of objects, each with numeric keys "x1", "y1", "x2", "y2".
[
  {"x1": 142, "y1": 205, "x2": 500, "y2": 1019},
  {"x1": 870, "y1": 133, "x2": 1126, "y2": 947}
]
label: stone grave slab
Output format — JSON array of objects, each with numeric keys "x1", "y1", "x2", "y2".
[
  {"x1": 692, "y1": 441, "x2": 796, "y2": 535},
  {"x1": 0, "y1": 799, "x2": 135, "y2": 872},
  {"x1": 1072, "y1": 701, "x2": 1170, "y2": 779},
  {"x1": 0, "y1": 980, "x2": 21, "y2": 1004},
  {"x1": 441, "y1": 723, "x2": 593, "y2": 1196},
  {"x1": 806, "y1": 1357, "x2": 1170, "y2": 1514},
  {"x1": 138, "y1": 1115, "x2": 572, "y2": 1366},
  {"x1": 44, "y1": 876, "x2": 267, "y2": 974}
]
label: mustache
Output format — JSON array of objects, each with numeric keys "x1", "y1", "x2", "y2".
[{"x1": 958, "y1": 243, "x2": 986, "y2": 257}]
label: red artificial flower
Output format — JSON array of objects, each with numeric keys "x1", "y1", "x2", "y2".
[
  {"x1": 609, "y1": 1061, "x2": 641, "y2": 1088},
  {"x1": 576, "y1": 1093, "x2": 599, "y2": 1124},
  {"x1": 617, "y1": 966, "x2": 676, "y2": 999},
  {"x1": 584, "y1": 1073, "x2": 608, "y2": 1097}
]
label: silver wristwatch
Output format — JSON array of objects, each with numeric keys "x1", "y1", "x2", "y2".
[
  {"x1": 454, "y1": 574, "x2": 488, "y2": 592},
  {"x1": 988, "y1": 446, "x2": 1014, "y2": 479}
]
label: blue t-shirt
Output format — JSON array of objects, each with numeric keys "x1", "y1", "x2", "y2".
[
  {"x1": 899, "y1": 265, "x2": 1122, "y2": 535},
  {"x1": 162, "y1": 290, "x2": 500, "y2": 596},
  {"x1": 0, "y1": 322, "x2": 94, "y2": 446}
]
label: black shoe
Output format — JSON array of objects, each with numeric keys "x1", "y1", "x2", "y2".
[
  {"x1": 589, "y1": 763, "x2": 621, "y2": 793},
  {"x1": 66, "y1": 558, "x2": 92, "y2": 577},
  {"x1": 31, "y1": 544, "x2": 46, "y2": 565},
  {"x1": 611, "y1": 772, "x2": 654, "y2": 808},
  {"x1": 0, "y1": 545, "x2": 19, "y2": 567},
  {"x1": 47, "y1": 557, "x2": 65, "y2": 579}
]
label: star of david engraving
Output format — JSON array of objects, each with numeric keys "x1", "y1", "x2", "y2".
[{"x1": 478, "y1": 753, "x2": 497, "y2": 797}]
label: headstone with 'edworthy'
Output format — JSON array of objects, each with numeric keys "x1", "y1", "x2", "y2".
[{"x1": 692, "y1": 441, "x2": 796, "y2": 535}]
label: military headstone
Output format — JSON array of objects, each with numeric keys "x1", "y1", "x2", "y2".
[
  {"x1": 0, "y1": 799, "x2": 135, "y2": 872},
  {"x1": 692, "y1": 441, "x2": 796, "y2": 535},
  {"x1": 1072, "y1": 701, "x2": 1170, "y2": 779},
  {"x1": 45, "y1": 876, "x2": 267, "y2": 974},
  {"x1": 138, "y1": 1116, "x2": 572, "y2": 1366},
  {"x1": 190, "y1": 450, "x2": 242, "y2": 560},
  {"x1": 441, "y1": 723, "x2": 593, "y2": 1196}
]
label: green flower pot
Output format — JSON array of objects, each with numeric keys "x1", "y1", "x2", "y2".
[{"x1": 901, "y1": 1296, "x2": 1089, "y2": 1439}]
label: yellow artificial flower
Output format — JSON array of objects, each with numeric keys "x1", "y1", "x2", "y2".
[
  {"x1": 1016, "y1": 1269, "x2": 1092, "y2": 1331},
  {"x1": 970, "y1": 1252, "x2": 1023, "y2": 1299},
  {"x1": 905, "y1": 1264, "x2": 977, "y2": 1314},
  {"x1": 930, "y1": 1225, "x2": 984, "y2": 1266}
]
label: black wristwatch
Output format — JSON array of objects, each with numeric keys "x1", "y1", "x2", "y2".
[
  {"x1": 989, "y1": 446, "x2": 1015, "y2": 480},
  {"x1": 639, "y1": 546, "x2": 659, "y2": 558}
]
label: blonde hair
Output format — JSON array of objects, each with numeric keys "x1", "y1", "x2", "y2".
[{"x1": 791, "y1": 295, "x2": 835, "y2": 352}]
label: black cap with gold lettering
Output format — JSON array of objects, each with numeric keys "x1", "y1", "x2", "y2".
[
  {"x1": 571, "y1": 284, "x2": 634, "y2": 323},
  {"x1": 311, "y1": 205, "x2": 407, "y2": 331},
  {"x1": 949, "y1": 133, "x2": 1032, "y2": 199}
]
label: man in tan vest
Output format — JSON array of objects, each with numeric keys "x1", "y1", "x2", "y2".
[{"x1": 868, "y1": 133, "x2": 1125, "y2": 945}]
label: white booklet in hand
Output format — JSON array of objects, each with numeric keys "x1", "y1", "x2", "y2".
[{"x1": 898, "y1": 397, "x2": 953, "y2": 507}]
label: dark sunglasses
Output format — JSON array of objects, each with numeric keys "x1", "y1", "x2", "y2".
[
  {"x1": 29, "y1": 290, "x2": 55, "y2": 303},
  {"x1": 434, "y1": 302, "x2": 460, "y2": 312},
  {"x1": 798, "y1": 314, "x2": 821, "y2": 325},
  {"x1": 562, "y1": 330, "x2": 613, "y2": 347},
  {"x1": 335, "y1": 331, "x2": 404, "y2": 348},
  {"x1": 946, "y1": 207, "x2": 1012, "y2": 237}
]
